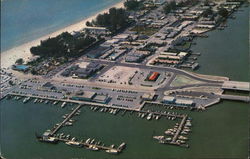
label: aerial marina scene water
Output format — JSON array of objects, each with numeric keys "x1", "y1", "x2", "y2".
[{"x1": 0, "y1": 0, "x2": 249, "y2": 159}]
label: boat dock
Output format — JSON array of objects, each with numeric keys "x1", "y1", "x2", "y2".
[
  {"x1": 153, "y1": 114, "x2": 190, "y2": 148},
  {"x1": 53, "y1": 137, "x2": 125, "y2": 154},
  {"x1": 50, "y1": 104, "x2": 82, "y2": 135},
  {"x1": 171, "y1": 115, "x2": 188, "y2": 143},
  {"x1": 138, "y1": 109, "x2": 184, "y2": 119}
]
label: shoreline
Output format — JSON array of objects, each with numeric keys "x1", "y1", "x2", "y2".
[{"x1": 0, "y1": 0, "x2": 125, "y2": 69}]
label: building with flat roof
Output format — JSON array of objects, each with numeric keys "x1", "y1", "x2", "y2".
[
  {"x1": 148, "y1": 72, "x2": 160, "y2": 81},
  {"x1": 175, "y1": 99, "x2": 194, "y2": 106},
  {"x1": 71, "y1": 91, "x2": 96, "y2": 101},
  {"x1": 84, "y1": 26, "x2": 111, "y2": 35},
  {"x1": 93, "y1": 94, "x2": 110, "y2": 104},
  {"x1": 142, "y1": 92, "x2": 156, "y2": 101},
  {"x1": 162, "y1": 96, "x2": 175, "y2": 104},
  {"x1": 12, "y1": 65, "x2": 30, "y2": 72}
]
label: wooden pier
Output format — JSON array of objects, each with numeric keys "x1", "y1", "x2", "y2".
[
  {"x1": 171, "y1": 115, "x2": 188, "y2": 143},
  {"x1": 50, "y1": 104, "x2": 82, "y2": 135},
  {"x1": 52, "y1": 137, "x2": 125, "y2": 153}
]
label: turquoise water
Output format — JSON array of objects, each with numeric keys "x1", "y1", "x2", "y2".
[{"x1": 0, "y1": 0, "x2": 123, "y2": 52}]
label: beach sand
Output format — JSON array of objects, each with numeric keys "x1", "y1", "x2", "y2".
[{"x1": 1, "y1": 1, "x2": 124, "y2": 69}]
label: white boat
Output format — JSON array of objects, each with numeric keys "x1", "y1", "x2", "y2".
[
  {"x1": 61, "y1": 102, "x2": 67, "y2": 108},
  {"x1": 153, "y1": 136, "x2": 164, "y2": 140},
  {"x1": 65, "y1": 141, "x2": 82, "y2": 147},
  {"x1": 53, "y1": 101, "x2": 58, "y2": 105},
  {"x1": 86, "y1": 145, "x2": 99, "y2": 151},
  {"x1": 118, "y1": 142, "x2": 126, "y2": 150},
  {"x1": 106, "y1": 149, "x2": 118, "y2": 154},
  {"x1": 155, "y1": 115, "x2": 160, "y2": 120},
  {"x1": 65, "y1": 122, "x2": 73, "y2": 126},
  {"x1": 23, "y1": 97, "x2": 31, "y2": 103},
  {"x1": 141, "y1": 113, "x2": 145, "y2": 118},
  {"x1": 147, "y1": 113, "x2": 153, "y2": 120},
  {"x1": 90, "y1": 139, "x2": 95, "y2": 144},
  {"x1": 34, "y1": 99, "x2": 38, "y2": 103},
  {"x1": 178, "y1": 136, "x2": 188, "y2": 140},
  {"x1": 85, "y1": 138, "x2": 91, "y2": 144}
]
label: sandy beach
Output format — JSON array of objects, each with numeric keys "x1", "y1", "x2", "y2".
[{"x1": 1, "y1": 1, "x2": 124, "y2": 69}]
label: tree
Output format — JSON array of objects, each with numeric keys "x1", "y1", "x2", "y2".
[
  {"x1": 203, "y1": 8, "x2": 213, "y2": 17},
  {"x1": 86, "y1": 21, "x2": 91, "y2": 26},
  {"x1": 218, "y1": 8, "x2": 229, "y2": 18},
  {"x1": 15, "y1": 58, "x2": 24, "y2": 65},
  {"x1": 92, "y1": 7, "x2": 128, "y2": 32},
  {"x1": 124, "y1": 0, "x2": 140, "y2": 10},
  {"x1": 163, "y1": 1, "x2": 177, "y2": 14}
]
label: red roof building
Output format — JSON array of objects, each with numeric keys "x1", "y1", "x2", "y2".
[{"x1": 148, "y1": 72, "x2": 160, "y2": 81}]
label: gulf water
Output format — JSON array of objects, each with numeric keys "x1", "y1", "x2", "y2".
[
  {"x1": 1, "y1": 0, "x2": 123, "y2": 52},
  {"x1": 0, "y1": 3, "x2": 249, "y2": 159}
]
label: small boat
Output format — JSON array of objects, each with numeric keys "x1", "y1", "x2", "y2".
[
  {"x1": 61, "y1": 102, "x2": 67, "y2": 108},
  {"x1": 176, "y1": 140, "x2": 186, "y2": 144},
  {"x1": 141, "y1": 113, "x2": 146, "y2": 118},
  {"x1": 65, "y1": 122, "x2": 73, "y2": 126},
  {"x1": 90, "y1": 139, "x2": 95, "y2": 144},
  {"x1": 106, "y1": 149, "x2": 118, "y2": 154},
  {"x1": 147, "y1": 113, "x2": 153, "y2": 120},
  {"x1": 153, "y1": 136, "x2": 164, "y2": 140},
  {"x1": 155, "y1": 115, "x2": 160, "y2": 120},
  {"x1": 34, "y1": 98, "x2": 38, "y2": 103},
  {"x1": 85, "y1": 138, "x2": 91, "y2": 144},
  {"x1": 87, "y1": 145, "x2": 99, "y2": 151},
  {"x1": 178, "y1": 136, "x2": 188, "y2": 140},
  {"x1": 23, "y1": 97, "x2": 31, "y2": 103},
  {"x1": 53, "y1": 101, "x2": 58, "y2": 105},
  {"x1": 65, "y1": 141, "x2": 83, "y2": 147}
]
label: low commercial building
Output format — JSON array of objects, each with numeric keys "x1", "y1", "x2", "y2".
[
  {"x1": 12, "y1": 65, "x2": 30, "y2": 72},
  {"x1": 162, "y1": 96, "x2": 195, "y2": 106},
  {"x1": 142, "y1": 92, "x2": 156, "y2": 101},
  {"x1": 175, "y1": 99, "x2": 194, "y2": 106},
  {"x1": 71, "y1": 91, "x2": 96, "y2": 101},
  {"x1": 153, "y1": 59, "x2": 180, "y2": 65},
  {"x1": 84, "y1": 27, "x2": 111, "y2": 35},
  {"x1": 162, "y1": 96, "x2": 175, "y2": 104},
  {"x1": 62, "y1": 62, "x2": 103, "y2": 79},
  {"x1": 93, "y1": 94, "x2": 110, "y2": 104},
  {"x1": 147, "y1": 72, "x2": 160, "y2": 81}
]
